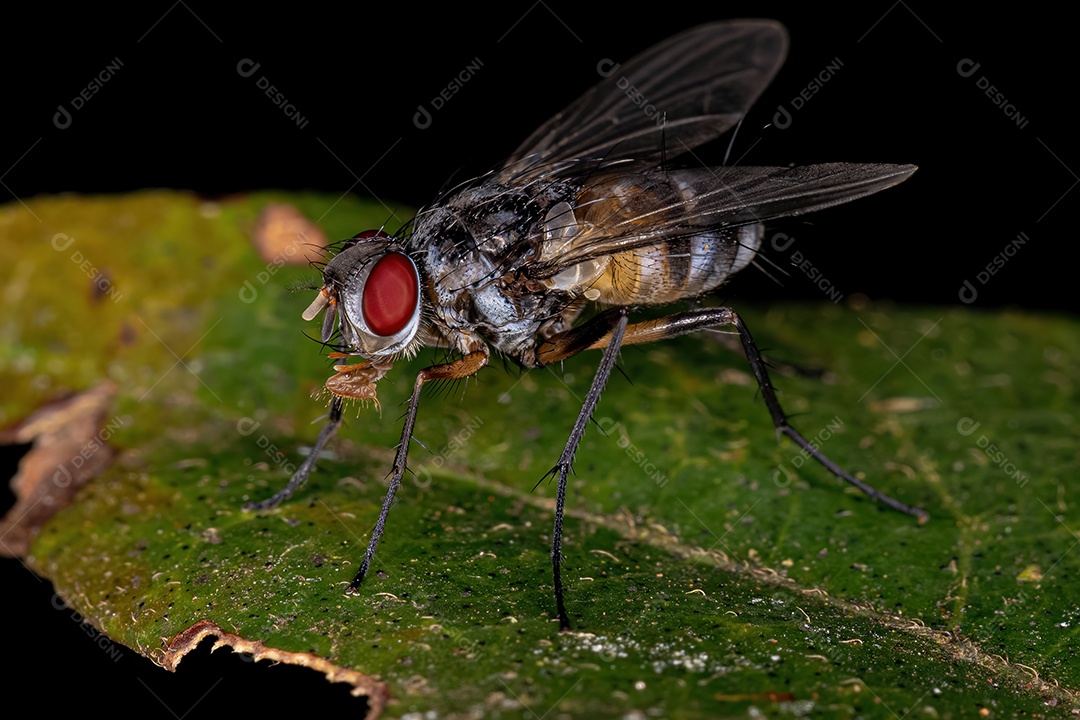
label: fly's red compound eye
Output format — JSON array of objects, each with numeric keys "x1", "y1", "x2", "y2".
[{"x1": 361, "y1": 253, "x2": 419, "y2": 336}]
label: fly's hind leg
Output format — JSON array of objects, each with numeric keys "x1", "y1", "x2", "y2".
[
  {"x1": 583, "y1": 306, "x2": 928, "y2": 520},
  {"x1": 705, "y1": 328, "x2": 825, "y2": 380},
  {"x1": 525, "y1": 304, "x2": 926, "y2": 629}
]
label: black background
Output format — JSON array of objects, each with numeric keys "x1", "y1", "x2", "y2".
[{"x1": 2, "y1": 3, "x2": 1073, "y2": 716}]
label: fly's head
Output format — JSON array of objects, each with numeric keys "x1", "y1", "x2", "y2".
[{"x1": 301, "y1": 230, "x2": 423, "y2": 403}]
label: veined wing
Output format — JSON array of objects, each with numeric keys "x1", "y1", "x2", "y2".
[
  {"x1": 496, "y1": 20, "x2": 787, "y2": 183},
  {"x1": 525, "y1": 162, "x2": 916, "y2": 279}
]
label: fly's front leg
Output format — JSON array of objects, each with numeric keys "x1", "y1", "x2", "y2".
[
  {"x1": 243, "y1": 395, "x2": 345, "y2": 511},
  {"x1": 243, "y1": 359, "x2": 392, "y2": 512},
  {"x1": 586, "y1": 307, "x2": 928, "y2": 520},
  {"x1": 348, "y1": 350, "x2": 489, "y2": 593},
  {"x1": 535, "y1": 307, "x2": 630, "y2": 629}
]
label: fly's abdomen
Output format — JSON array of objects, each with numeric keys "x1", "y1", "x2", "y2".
[{"x1": 573, "y1": 172, "x2": 762, "y2": 305}]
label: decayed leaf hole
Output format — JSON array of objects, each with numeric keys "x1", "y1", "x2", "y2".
[{"x1": 159, "y1": 619, "x2": 390, "y2": 719}]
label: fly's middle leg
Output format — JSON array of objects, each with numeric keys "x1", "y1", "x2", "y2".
[{"x1": 348, "y1": 350, "x2": 489, "y2": 593}]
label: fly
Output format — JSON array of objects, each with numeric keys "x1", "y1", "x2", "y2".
[{"x1": 244, "y1": 20, "x2": 925, "y2": 629}]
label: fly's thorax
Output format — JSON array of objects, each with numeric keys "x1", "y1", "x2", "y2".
[
  {"x1": 411, "y1": 182, "x2": 578, "y2": 360},
  {"x1": 415, "y1": 205, "x2": 506, "y2": 351}
]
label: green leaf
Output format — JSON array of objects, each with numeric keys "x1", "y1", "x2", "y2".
[{"x1": 3, "y1": 192, "x2": 1078, "y2": 718}]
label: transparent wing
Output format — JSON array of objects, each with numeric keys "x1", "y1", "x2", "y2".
[
  {"x1": 495, "y1": 20, "x2": 788, "y2": 184},
  {"x1": 524, "y1": 163, "x2": 917, "y2": 278}
]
